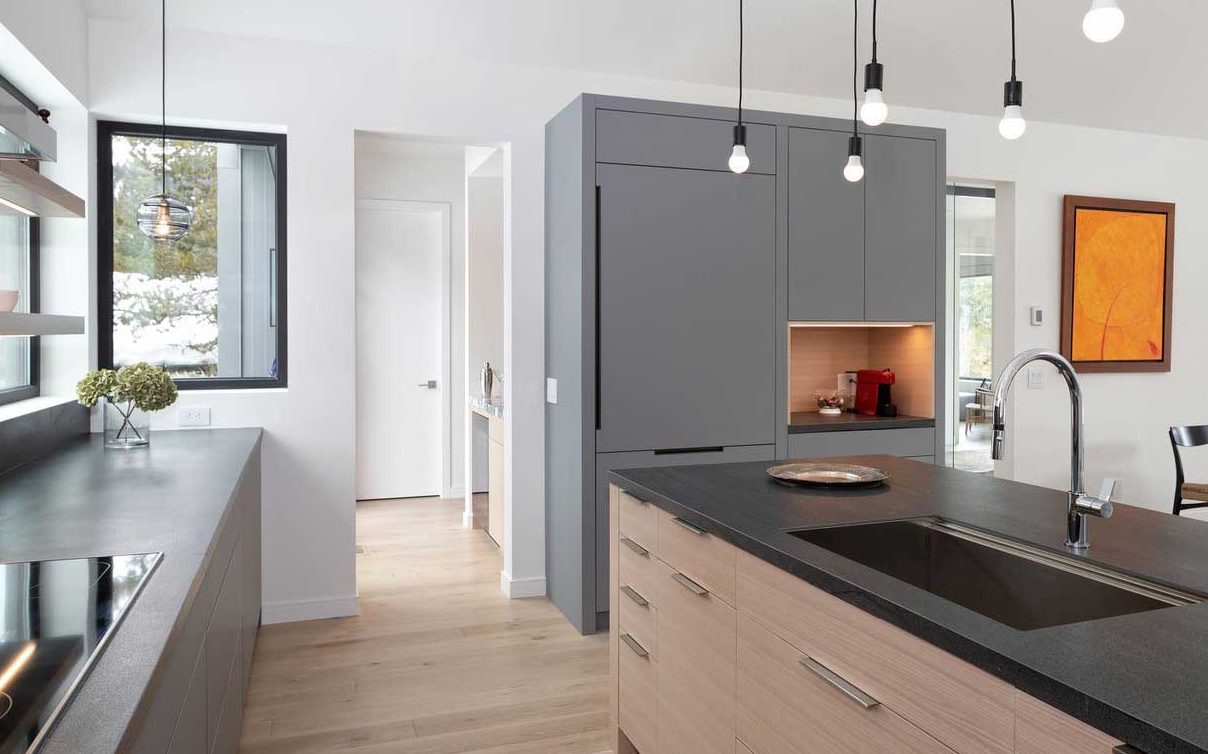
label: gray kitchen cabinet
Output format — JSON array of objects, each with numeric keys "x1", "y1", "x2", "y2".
[
  {"x1": 787, "y1": 127, "x2": 865, "y2": 321},
  {"x1": 864, "y1": 134, "x2": 940, "y2": 322},
  {"x1": 165, "y1": 640, "x2": 207, "y2": 754},
  {"x1": 546, "y1": 94, "x2": 945, "y2": 636},
  {"x1": 787, "y1": 427, "x2": 935, "y2": 459},
  {"x1": 596, "y1": 109, "x2": 776, "y2": 174},
  {"x1": 126, "y1": 451, "x2": 261, "y2": 754},
  {"x1": 596, "y1": 162, "x2": 777, "y2": 453},
  {"x1": 592, "y1": 445, "x2": 776, "y2": 622}
]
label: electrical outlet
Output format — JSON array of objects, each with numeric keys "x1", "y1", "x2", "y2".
[
  {"x1": 546, "y1": 378, "x2": 558, "y2": 404},
  {"x1": 179, "y1": 406, "x2": 211, "y2": 427},
  {"x1": 1027, "y1": 368, "x2": 1044, "y2": 390}
]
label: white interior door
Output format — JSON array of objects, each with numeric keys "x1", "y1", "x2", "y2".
[{"x1": 356, "y1": 200, "x2": 448, "y2": 500}]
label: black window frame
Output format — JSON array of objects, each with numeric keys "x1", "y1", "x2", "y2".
[
  {"x1": 96, "y1": 120, "x2": 288, "y2": 390},
  {"x1": 0, "y1": 217, "x2": 40, "y2": 407}
]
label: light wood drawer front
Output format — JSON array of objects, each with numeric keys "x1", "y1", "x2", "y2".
[
  {"x1": 657, "y1": 508, "x2": 737, "y2": 606},
  {"x1": 619, "y1": 535, "x2": 661, "y2": 613},
  {"x1": 619, "y1": 574, "x2": 659, "y2": 656},
  {"x1": 738, "y1": 615, "x2": 956, "y2": 754},
  {"x1": 1015, "y1": 692, "x2": 1122, "y2": 753},
  {"x1": 657, "y1": 562, "x2": 737, "y2": 754},
  {"x1": 620, "y1": 631, "x2": 658, "y2": 754},
  {"x1": 620, "y1": 490, "x2": 659, "y2": 555},
  {"x1": 737, "y1": 551, "x2": 1014, "y2": 754}
]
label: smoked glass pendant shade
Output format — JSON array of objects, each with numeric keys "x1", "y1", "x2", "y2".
[{"x1": 137, "y1": 193, "x2": 193, "y2": 241}]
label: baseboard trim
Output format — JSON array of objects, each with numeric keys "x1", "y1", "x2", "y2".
[
  {"x1": 448, "y1": 484, "x2": 466, "y2": 498},
  {"x1": 500, "y1": 572, "x2": 546, "y2": 599},
  {"x1": 262, "y1": 594, "x2": 360, "y2": 625},
  {"x1": 462, "y1": 509, "x2": 475, "y2": 528}
]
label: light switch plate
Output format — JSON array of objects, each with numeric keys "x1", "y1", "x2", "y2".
[
  {"x1": 179, "y1": 406, "x2": 211, "y2": 426},
  {"x1": 1029, "y1": 306, "x2": 1044, "y2": 326},
  {"x1": 545, "y1": 378, "x2": 558, "y2": 404},
  {"x1": 1027, "y1": 368, "x2": 1044, "y2": 389}
]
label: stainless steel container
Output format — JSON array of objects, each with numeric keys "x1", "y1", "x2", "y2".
[{"x1": 480, "y1": 362, "x2": 495, "y2": 399}]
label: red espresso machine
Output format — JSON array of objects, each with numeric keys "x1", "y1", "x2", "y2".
[{"x1": 854, "y1": 369, "x2": 897, "y2": 417}]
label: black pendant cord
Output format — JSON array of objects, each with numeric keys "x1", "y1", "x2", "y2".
[
  {"x1": 852, "y1": 0, "x2": 859, "y2": 135},
  {"x1": 160, "y1": 0, "x2": 167, "y2": 196},
  {"x1": 1009, "y1": 0, "x2": 1017, "y2": 82},
  {"x1": 871, "y1": 0, "x2": 879, "y2": 63},
  {"x1": 737, "y1": 0, "x2": 744, "y2": 127}
]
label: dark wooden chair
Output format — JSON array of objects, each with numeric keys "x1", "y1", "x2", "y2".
[{"x1": 1170, "y1": 425, "x2": 1208, "y2": 515}]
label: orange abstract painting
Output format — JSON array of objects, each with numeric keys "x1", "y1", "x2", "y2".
[{"x1": 1061, "y1": 196, "x2": 1174, "y2": 373}]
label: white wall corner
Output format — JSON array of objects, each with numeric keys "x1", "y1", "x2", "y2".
[
  {"x1": 500, "y1": 571, "x2": 546, "y2": 599},
  {"x1": 261, "y1": 594, "x2": 360, "y2": 625}
]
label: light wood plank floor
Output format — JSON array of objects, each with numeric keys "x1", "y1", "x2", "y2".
[{"x1": 238, "y1": 496, "x2": 611, "y2": 753}]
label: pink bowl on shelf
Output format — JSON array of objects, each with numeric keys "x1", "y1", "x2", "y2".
[{"x1": 0, "y1": 290, "x2": 18, "y2": 313}]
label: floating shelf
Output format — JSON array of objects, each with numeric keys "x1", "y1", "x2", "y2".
[
  {"x1": 0, "y1": 312, "x2": 84, "y2": 336},
  {"x1": 0, "y1": 160, "x2": 85, "y2": 218}
]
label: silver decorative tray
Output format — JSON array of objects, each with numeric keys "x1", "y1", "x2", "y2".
[{"x1": 767, "y1": 462, "x2": 889, "y2": 489}]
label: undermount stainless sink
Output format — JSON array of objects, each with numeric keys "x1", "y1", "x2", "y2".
[{"x1": 788, "y1": 518, "x2": 1203, "y2": 631}]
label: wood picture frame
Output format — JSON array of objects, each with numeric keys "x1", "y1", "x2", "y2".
[{"x1": 1060, "y1": 195, "x2": 1175, "y2": 373}]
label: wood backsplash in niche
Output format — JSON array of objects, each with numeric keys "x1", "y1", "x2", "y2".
[{"x1": 788, "y1": 325, "x2": 934, "y2": 418}]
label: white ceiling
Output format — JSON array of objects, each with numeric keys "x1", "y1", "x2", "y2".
[{"x1": 83, "y1": 0, "x2": 1206, "y2": 139}]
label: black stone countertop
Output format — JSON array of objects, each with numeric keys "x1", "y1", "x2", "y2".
[
  {"x1": 0, "y1": 428, "x2": 262, "y2": 754},
  {"x1": 609, "y1": 456, "x2": 1208, "y2": 754},
  {"x1": 787, "y1": 411, "x2": 935, "y2": 433}
]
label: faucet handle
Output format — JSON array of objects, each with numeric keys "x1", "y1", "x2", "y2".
[
  {"x1": 1075, "y1": 495, "x2": 1114, "y2": 519},
  {"x1": 1098, "y1": 477, "x2": 1117, "y2": 502}
]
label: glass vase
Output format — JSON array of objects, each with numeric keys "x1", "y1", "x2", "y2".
[{"x1": 104, "y1": 398, "x2": 150, "y2": 448}]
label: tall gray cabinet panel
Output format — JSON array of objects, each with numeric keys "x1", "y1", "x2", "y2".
[
  {"x1": 545, "y1": 94, "x2": 946, "y2": 637},
  {"x1": 864, "y1": 134, "x2": 939, "y2": 321},
  {"x1": 787, "y1": 127, "x2": 865, "y2": 321},
  {"x1": 596, "y1": 163, "x2": 777, "y2": 453}
]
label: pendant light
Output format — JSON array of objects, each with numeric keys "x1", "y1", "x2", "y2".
[
  {"x1": 998, "y1": 0, "x2": 1027, "y2": 140},
  {"x1": 859, "y1": 0, "x2": 888, "y2": 126},
  {"x1": 1082, "y1": 0, "x2": 1124, "y2": 43},
  {"x1": 843, "y1": 0, "x2": 865, "y2": 182},
  {"x1": 137, "y1": 0, "x2": 193, "y2": 241},
  {"x1": 728, "y1": 0, "x2": 750, "y2": 174}
]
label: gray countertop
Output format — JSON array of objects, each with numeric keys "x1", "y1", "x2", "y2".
[
  {"x1": 610, "y1": 456, "x2": 1208, "y2": 754},
  {"x1": 0, "y1": 428, "x2": 262, "y2": 753},
  {"x1": 787, "y1": 411, "x2": 936, "y2": 434}
]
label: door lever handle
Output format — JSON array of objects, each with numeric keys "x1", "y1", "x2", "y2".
[{"x1": 416, "y1": 380, "x2": 438, "y2": 389}]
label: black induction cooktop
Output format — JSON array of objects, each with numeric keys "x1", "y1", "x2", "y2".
[{"x1": 0, "y1": 553, "x2": 160, "y2": 753}]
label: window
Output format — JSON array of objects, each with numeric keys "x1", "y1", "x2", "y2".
[
  {"x1": 0, "y1": 215, "x2": 37, "y2": 405},
  {"x1": 97, "y1": 121, "x2": 286, "y2": 389}
]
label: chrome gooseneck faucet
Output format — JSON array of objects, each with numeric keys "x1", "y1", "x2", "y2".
[{"x1": 991, "y1": 349, "x2": 1113, "y2": 550}]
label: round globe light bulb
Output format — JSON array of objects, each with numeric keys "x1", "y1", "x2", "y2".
[
  {"x1": 728, "y1": 144, "x2": 750, "y2": 174},
  {"x1": 1083, "y1": 0, "x2": 1124, "y2": 43},
  {"x1": 860, "y1": 89, "x2": 889, "y2": 127},
  {"x1": 999, "y1": 105, "x2": 1027, "y2": 140},
  {"x1": 843, "y1": 154, "x2": 865, "y2": 182}
]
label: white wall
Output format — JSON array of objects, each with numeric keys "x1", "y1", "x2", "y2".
[
  {"x1": 0, "y1": 0, "x2": 88, "y2": 108},
  {"x1": 467, "y1": 157, "x2": 505, "y2": 389},
  {"x1": 84, "y1": 17, "x2": 1208, "y2": 623},
  {"x1": 354, "y1": 135, "x2": 468, "y2": 498}
]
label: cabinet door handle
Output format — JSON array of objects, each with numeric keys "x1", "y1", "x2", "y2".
[
  {"x1": 671, "y1": 517, "x2": 706, "y2": 535},
  {"x1": 670, "y1": 571, "x2": 709, "y2": 596},
  {"x1": 620, "y1": 585, "x2": 649, "y2": 607},
  {"x1": 620, "y1": 537, "x2": 649, "y2": 556},
  {"x1": 798, "y1": 656, "x2": 880, "y2": 710},
  {"x1": 620, "y1": 633, "x2": 649, "y2": 658}
]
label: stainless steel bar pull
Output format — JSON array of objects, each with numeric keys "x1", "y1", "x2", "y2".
[
  {"x1": 620, "y1": 585, "x2": 649, "y2": 607},
  {"x1": 620, "y1": 633, "x2": 649, "y2": 658},
  {"x1": 671, "y1": 517, "x2": 706, "y2": 535},
  {"x1": 670, "y1": 571, "x2": 708, "y2": 596},
  {"x1": 798, "y1": 656, "x2": 880, "y2": 710},
  {"x1": 620, "y1": 537, "x2": 649, "y2": 556}
]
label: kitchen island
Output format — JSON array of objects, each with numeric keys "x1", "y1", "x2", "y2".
[
  {"x1": 0, "y1": 428, "x2": 262, "y2": 753},
  {"x1": 608, "y1": 455, "x2": 1208, "y2": 754}
]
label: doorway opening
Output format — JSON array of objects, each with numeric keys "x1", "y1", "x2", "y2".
[
  {"x1": 353, "y1": 134, "x2": 507, "y2": 561},
  {"x1": 947, "y1": 184, "x2": 996, "y2": 473}
]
